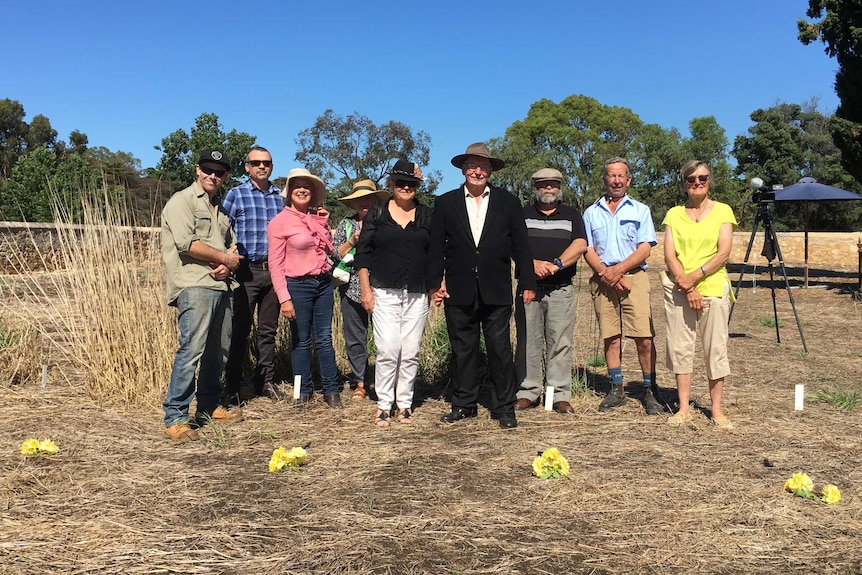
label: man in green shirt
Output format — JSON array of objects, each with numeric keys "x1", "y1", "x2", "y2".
[{"x1": 160, "y1": 150, "x2": 244, "y2": 441}]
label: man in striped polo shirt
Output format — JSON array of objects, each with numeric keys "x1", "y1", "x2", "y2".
[{"x1": 514, "y1": 168, "x2": 587, "y2": 414}]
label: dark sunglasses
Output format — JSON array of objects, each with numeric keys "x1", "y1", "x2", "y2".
[
  {"x1": 200, "y1": 165, "x2": 227, "y2": 178},
  {"x1": 247, "y1": 160, "x2": 273, "y2": 167},
  {"x1": 685, "y1": 174, "x2": 709, "y2": 185},
  {"x1": 394, "y1": 179, "x2": 419, "y2": 188}
]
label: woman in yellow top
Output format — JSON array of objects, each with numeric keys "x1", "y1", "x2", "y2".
[{"x1": 661, "y1": 160, "x2": 737, "y2": 429}]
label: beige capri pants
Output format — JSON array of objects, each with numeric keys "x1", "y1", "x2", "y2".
[{"x1": 660, "y1": 271, "x2": 731, "y2": 380}]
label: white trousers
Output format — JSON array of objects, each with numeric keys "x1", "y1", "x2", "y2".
[{"x1": 371, "y1": 287, "x2": 429, "y2": 411}]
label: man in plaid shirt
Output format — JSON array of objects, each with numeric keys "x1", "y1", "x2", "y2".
[{"x1": 222, "y1": 146, "x2": 286, "y2": 403}]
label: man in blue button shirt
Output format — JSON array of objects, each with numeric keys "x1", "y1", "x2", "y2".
[
  {"x1": 222, "y1": 146, "x2": 285, "y2": 403},
  {"x1": 582, "y1": 157, "x2": 663, "y2": 415}
]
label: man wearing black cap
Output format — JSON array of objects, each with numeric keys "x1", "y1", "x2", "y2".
[
  {"x1": 160, "y1": 150, "x2": 244, "y2": 442},
  {"x1": 427, "y1": 142, "x2": 536, "y2": 429},
  {"x1": 222, "y1": 146, "x2": 285, "y2": 404},
  {"x1": 514, "y1": 168, "x2": 587, "y2": 415}
]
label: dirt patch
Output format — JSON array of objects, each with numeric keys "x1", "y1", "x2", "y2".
[{"x1": 1, "y1": 268, "x2": 861, "y2": 574}]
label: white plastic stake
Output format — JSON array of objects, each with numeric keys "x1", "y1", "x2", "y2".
[
  {"x1": 41, "y1": 364, "x2": 48, "y2": 389},
  {"x1": 293, "y1": 375, "x2": 302, "y2": 399},
  {"x1": 795, "y1": 384, "x2": 804, "y2": 411},
  {"x1": 544, "y1": 386, "x2": 554, "y2": 411}
]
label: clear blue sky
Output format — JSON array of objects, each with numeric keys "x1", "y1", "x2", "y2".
[{"x1": 3, "y1": 0, "x2": 839, "y2": 191}]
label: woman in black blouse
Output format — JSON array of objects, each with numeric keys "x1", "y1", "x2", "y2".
[{"x1": 355, "y1": 159, "x2": 432, "y2": 427}]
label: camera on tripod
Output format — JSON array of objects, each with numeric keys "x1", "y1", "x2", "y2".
[{"x1": 749, "y1": 177, "x2": 776, "y2": 203}]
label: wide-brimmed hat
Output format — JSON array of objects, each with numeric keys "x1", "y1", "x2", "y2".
[
  {"x1": 450, "y1": 142, "x2": 505, "y2": 171},
  {"x1": 198, "y1": 149, "x2": 231, "y2": 170},
  {"x1": 531, "y1": 168, "x2": 564, "y2": 184},
  {"x1": 388, "y1": 159, "x2": 423, "y2": 184},
  {"x1": 338, "y1": 179, "x2": 391, "y2": 208},
  {"x1": 286, "y1": 168, "x2": 326, "y2": 207}
]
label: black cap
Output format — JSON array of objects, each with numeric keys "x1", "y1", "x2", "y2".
[{"x1": 198, "y1": 149, "x2": 230, "y2": 170}]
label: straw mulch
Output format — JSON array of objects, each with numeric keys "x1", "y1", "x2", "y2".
[{"x1": 1, "y1": 269, "x2": 861, "y2": 574}]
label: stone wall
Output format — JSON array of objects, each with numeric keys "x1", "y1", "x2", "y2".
[
  {"x1": 0, "y1": 222, "x2": 860, "y2": 275},
  {"x1": 648, "y1": 231, "x2": 862, "y2": 272},
  {"x1": 0, "y1": 222, "x2": 160, "y2": 274}
]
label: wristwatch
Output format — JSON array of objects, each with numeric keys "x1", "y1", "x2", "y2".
[{"x1": 553, "y1": 258, "x2": 564, "y2": 270}]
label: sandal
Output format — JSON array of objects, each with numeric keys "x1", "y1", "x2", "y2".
[
  {"x1": 375, "y1": 409, "x2": 390, "y2": 428},
  {"x1": 667, "y1": 411, "x2": 691, "y2": 427},
  {"x1": 711, "y1": 415, "x2": 734, "y2": 429},
  {"x1": 352, "y1": 383, "x2": 366, "y2": 400},
  {"x1": 397, "y1": 408, "x2": 413, "y2": 424}
]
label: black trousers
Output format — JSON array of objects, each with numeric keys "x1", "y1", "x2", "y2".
[
  {"x1": 444, "y1": 295, "x2": 516, "y2": 417},
  {"x1": 224, "y1": 264, "x2": 280, "y2": 396}
]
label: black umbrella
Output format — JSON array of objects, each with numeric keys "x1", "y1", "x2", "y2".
[{"x1": 773, "y1": 177, "x2": 862, "y2": 287}]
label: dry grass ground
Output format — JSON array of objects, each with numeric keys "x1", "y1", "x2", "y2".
[{"x1": 2, "y1": 267, "x2": 862, "y2": 574}]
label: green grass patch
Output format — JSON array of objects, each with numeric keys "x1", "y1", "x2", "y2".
[
  {"x1": 758, "y1": 315, "x2": 782, "y2": 328},
  {"x1": 586, "y1": 354, "x2": 606, "y2": 368},
  {"x1": 811, "y1": 384, "x2": 861, "y2": 411}
]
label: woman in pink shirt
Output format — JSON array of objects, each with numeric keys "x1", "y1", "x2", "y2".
[{"x1": 267, "y1": 168, "x2": 341, "y2": 408}]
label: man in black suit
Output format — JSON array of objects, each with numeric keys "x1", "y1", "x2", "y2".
[{"x1": 427, "y1": 142, "x2": 536, "y2": 429}]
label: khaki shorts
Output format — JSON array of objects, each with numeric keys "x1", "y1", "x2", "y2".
[
  {"x1": 589, "y1": 269, "x2": 655, "y2": 340},
  {"x1": 660, "y1": 271, "x2": 731, "y2": 379}
]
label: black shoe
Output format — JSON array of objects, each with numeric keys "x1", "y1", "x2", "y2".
[
  {"x1": 641, "y1": 389, "x2": 664, "y2": 415},
  {"x1": 598, "y1": 385, "x2": 627, "y2": 412},
  {"x1": 294, "y1": 396, "x2": 311, "y2": 409},
  {"x1": 497, "y1": 414, "x2": 518, "y2": 429},
  {"x1": 260, "y1": 382, "x2": 286, "y2": 401},
  {"x1": 440, "y1": 407, "x2": 478, "y2": 423}
]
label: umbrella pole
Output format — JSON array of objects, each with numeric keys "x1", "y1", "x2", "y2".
[{"x1": 804, "y1": 203, "x2": 810, "y2": 288}]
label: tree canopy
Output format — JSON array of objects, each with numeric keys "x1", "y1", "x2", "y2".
[
  {"x1": 798, "y1": 0, "x2": 862, "y2": 182},
  {"x1": 295, "y1": 110, "x2": 440, "y2": 219},
  {"x1": 153, "y1": 112, "x2": 256, "y2": 189}
]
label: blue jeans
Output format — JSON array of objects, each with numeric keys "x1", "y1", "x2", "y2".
[
  {"x1": 163, "y1": 287, "x2": 232, "y2": 426},
  {"x1": 287, "y1": 275, "x2": 339, "y2": 396}
]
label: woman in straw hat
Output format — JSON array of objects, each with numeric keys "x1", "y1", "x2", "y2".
[
  {"x1": 354, "y1": 160, "x2": 432, "y2": 426},
  {"x1": 267, "y1": 168, "x2": 342, "y2": 409},
  {"x1": 332, "y1": 179, "x2": 391, "y2": 400}
]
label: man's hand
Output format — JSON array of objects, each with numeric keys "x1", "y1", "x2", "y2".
[
  {"x1": 430, "y1": 279, "x2": 449, "y2": 307},
  {"x1": 208, "y1": 264, "x2": 231, "y2": 281},
  {"x1": 533, "y1": 259, "x2": 557, "y2": 279},
  {"x1": 600, "y1": 263, "x2": 624, "y2": 287},
  {"x1": 222, "y1": 247, "x2": 243, "y2": 272},
  {"x1": 522, "y1": 289, "x2": 536, "y2": 305}
]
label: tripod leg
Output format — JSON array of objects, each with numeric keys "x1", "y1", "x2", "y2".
[
  {"x1": 729, "y1": 213, "x2": 761, "y2": 323},
  {"x1": 766, "y1": 217, "x2": 809, "y2": 353},
  {"x1": 767, "y1": 263, "x2": 781, "y2": 344}
]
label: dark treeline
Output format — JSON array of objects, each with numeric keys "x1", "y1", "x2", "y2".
[{"x1": 1, "y1": 95, "x2": 861, "y2": 232}]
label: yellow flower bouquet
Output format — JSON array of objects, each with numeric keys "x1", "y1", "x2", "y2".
[
  {"x1": 20, "y1": 438, "x2": 59, "y2": 456},
  {"x1": 268, "y1": 446, "x2": 308, "y2": 473},
  {"x1": 784, "y1": 472, "x2": 841, "y2": 504},
  {"x1": 532, "y1": 447, "x2": 571, "y2": 479}
]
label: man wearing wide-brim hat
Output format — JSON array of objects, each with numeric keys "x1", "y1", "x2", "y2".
[
  {"x1": 332, "y1": 179, "x2": 390, "y2": 400},
  {"x1": 426, "y1": 142, "x2": 536, "y2": 429}
]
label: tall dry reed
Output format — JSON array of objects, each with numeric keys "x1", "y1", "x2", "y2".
[{"x1": 0, "y1": 184, "x2": 175, "y2": 406}]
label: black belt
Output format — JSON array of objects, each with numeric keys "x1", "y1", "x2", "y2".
[
  {"x1": 248, "y1": 260, "x2": 269, "y2": 270},
  {"x1": 289, "y1": 272, "x2": 330, "y2": 281}
]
